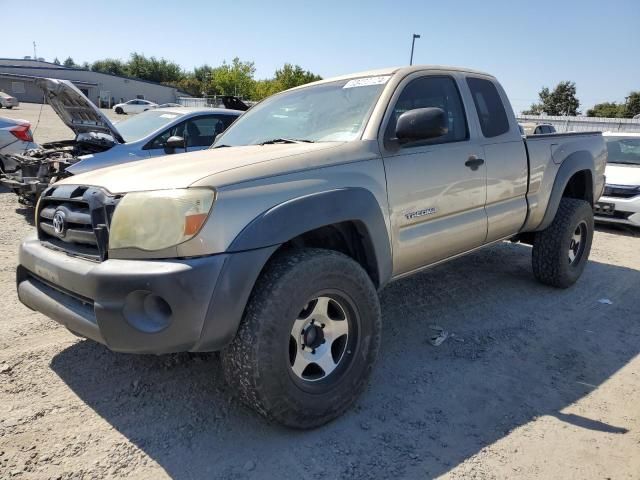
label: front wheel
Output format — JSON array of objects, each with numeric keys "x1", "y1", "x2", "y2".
[
  {"x1": 222, "y1": 249, "x2": 381, "y2": 429},
  {"x1": 115, "y1": 107, "x2": 123, "y2": 114},
  {"x1": 532, "y1": 198, "x2": 594, "y2": 288}
]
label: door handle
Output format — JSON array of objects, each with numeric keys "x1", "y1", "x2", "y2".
[{"x1": 465, "y1": 156, "x2": 484, "y2": 171}]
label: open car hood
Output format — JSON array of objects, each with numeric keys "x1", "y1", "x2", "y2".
[{"x1": 34, "y1": 78, "x2": 125, "y2": 144}]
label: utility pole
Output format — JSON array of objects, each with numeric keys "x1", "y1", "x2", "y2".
[
  {"x1": 409, "y1": 34, "x2": 421, "y2": 66},
  {"x1": 33, "y1": 41, "x2": 37, "y2": 60}
]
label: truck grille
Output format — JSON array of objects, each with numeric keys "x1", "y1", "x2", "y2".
[
  {"x1": 603, "y1": 184, "x2": 639, "y2": 199},
  {"x1": 37, "y1": 185, "x2": 119, "y2": 261}
]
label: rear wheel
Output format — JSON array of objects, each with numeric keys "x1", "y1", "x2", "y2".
[
  {"x1": 6, "y1": 106, "x2": 12, "y2": 109},
  {"x1": 222, "y1": 248, "x2": 381, "y2": 429},
  {"x1": 532, "y1": 198, "x2": 594, "y2": 288}
]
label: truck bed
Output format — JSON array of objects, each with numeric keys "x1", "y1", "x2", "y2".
[{"x1": 522, "y1": 131, "x2": 607, "y2": 231}]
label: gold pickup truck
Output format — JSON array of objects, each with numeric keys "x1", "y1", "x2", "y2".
[{"x1": 16, "y1": 65, "x2": 606, "y2": 428}]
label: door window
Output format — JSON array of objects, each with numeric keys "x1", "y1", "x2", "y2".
[
  {"x1": 385, "y1": 76, "x2": 468, "y2": 148},
  {"x1": 184, "y1": 116, "x2": 233, "y2": 147},
  {"x1": 147, "y1": 122, "x2": 186, "y2": 149},
  {"x1": 147, "y1": 115, "x2": 234, "y2": 150},
  {"x1": 466, "y1": 77, "x2": 510, "y2": 138}
]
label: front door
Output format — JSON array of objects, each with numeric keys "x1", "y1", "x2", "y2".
[
  {"x1": 381, "y1": 73, "x2": 488, "y2": 276},
  {"x1": 144, "y1": 115, "x2": 234, "y2": 157}
]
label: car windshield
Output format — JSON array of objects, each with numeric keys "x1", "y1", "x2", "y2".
[
  {"x1": 606, "y1": 136, "x2": 640, "y2": 165},
  {"x1": 214, "y1": 76, "x2": 390, "y2": 146},
  {"x1": 115, "y1": 110, "x2": 184, "y2": 143}
]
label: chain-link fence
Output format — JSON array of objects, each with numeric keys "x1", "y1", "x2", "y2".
[{"x1": 517, "y1": 115, "x2": 640, "y2": 133}]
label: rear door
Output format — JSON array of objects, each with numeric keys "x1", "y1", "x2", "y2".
[
  {"x1": 380, "y1": 72, "x2": 488, "y2": 276},
  {"x1": 465, "y1": 76, "x2": 528, "y2": 242}
]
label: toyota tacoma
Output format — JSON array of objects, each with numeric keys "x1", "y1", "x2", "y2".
[{"x1": 16, "y1": 66, "x2": 606, "y2": 428}]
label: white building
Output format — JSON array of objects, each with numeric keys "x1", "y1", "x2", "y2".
[{"x1": 0, "y1": 58, "x2": 187, "y2": 107}]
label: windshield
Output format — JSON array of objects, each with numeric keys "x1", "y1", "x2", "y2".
[
  {"x1": 606, "y1": 136, "x2": 640, "y2": 165},
  {"x1": 115, "y1": 110, "x2": 184, "y2": 143},
  {"x1": 214, "y1": 76, "x2": 390, "y2": 146}
]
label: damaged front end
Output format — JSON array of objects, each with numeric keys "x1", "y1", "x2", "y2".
[
  {"x1": 1, "y1": 137, "x2": 113, "y2": 205},
  {"x1": 1, "y1": 77, "x2": 124, "y2": 205}
]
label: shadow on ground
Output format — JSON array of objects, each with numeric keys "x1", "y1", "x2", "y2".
[{"x1": 50, "y1": 242, "x2": 640, "y2": 479}]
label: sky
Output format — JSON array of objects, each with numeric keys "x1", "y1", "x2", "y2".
[{"x1": 3, "y1": 0, "x2": 639, "y2": 113}]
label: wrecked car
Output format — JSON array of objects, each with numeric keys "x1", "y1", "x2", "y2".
[{"x1": 1, "y1": 78, "x2": 242, "y2": 205}]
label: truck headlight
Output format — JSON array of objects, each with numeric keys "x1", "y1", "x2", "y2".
[{"x1": 109, "y1": 188, "x2": 215, "y2": 251}]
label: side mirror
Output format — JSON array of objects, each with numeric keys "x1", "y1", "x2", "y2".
[
  {"x1": 164, "y1": 135, "x2": 185, "y2": 153},
  {"x1": 395, "y1": 107, "x2": 448, "y2": 144}
]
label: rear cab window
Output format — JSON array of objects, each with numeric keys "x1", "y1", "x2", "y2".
[{"x1": 466, "y1": 77, "x2": 510, "y2": 138}]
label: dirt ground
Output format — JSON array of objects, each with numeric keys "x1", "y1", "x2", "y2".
[{"x1": 1, "y1": 104, "x2": 639, "y2": 479}]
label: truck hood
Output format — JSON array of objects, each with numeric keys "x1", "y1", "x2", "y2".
[
  {"x1": 605, "y1": 163, "x2": 640, "y2": 186},
  {"x1": 34, "y1": 78, "x2": 125, "y2": 144},
  {"x1": 56, "y1": 142, "x2": 343, "y2": 193}
]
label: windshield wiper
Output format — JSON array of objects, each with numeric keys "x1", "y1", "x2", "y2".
[{"x1": 259, "y1": 138, "x2": 315, "y2": 145}]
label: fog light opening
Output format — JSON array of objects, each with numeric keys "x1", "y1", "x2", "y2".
[{"x1": 123, "y1": 290, "x2": 172, "y2": 333}]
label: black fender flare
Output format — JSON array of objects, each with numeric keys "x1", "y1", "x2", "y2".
[
  {"x1": 537, "y1": 151, "x2": 595, "y2": 231},
  {"x1": 228, "y1": 187, "x2": 393, "y2": 287}
]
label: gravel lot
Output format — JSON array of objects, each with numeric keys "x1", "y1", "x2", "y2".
[{"x1": 1, "y1": 104, "x2": 639, "y2": 479}]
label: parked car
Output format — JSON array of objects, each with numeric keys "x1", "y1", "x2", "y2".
[
  {"x1": 0, "y1": 91, "x2": 19, "y2": 109},
  {"x1": 113, "y1": 99, "x2": 158, "y2": 114},
  {"x1": 0, "y1": 78, "x2": 241, "y2": 204},
  {"x1": 520, "y1": 122, "x2": 556, "y2": 135},
  {"x1": 16, "y1": 66, "x2": 605, "y2": 428},
  {"x1": 594, "y1": 132, "x2": 640, "y2": 227},
  {"x1": 0, "y1": 118, "x2": 38, "y2": 173}
]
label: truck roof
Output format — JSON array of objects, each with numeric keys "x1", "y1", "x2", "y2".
[{"x1": 292, "y1": 65, "x2": 495, "y2": 90}]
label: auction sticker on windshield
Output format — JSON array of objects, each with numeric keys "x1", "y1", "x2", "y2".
[{"x1": 343, "y1": 76, "x2": 391, "y2": 89}]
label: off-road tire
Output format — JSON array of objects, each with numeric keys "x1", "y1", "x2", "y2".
[
  {"x1": 221, "y1": 248, "x2": 381, "y2": 429},
  {"x1": 115, "y1": 107, "x2": 123, "y2": 114},
  {"x1": 532, "y1": 198, "x2": 594, "y2": 288}
]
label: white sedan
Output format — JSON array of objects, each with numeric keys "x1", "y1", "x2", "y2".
[{"x1": 113, "y1": 99, "x2": 158, "y2": 115}]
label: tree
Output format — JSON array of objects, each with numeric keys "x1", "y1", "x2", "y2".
[
  {"x1": 171, "y1": 75, "x2": 203, "y2": 96},
  {"x1": 252, "y1": 79, "x2": 280, "y2": 100},
  {"x1": 249, "y1": 64, "x2": 322, "y2": 100},
  {"x1": 524, "y1": 81, "x2": 580, "y2": 116},
  {"x1": 53, "y1": 57, "x2": 61, "y2": 65},
  {"x1": 63, "y1": 57, "x2": 75, "y2": 68},
  {"x1": 585, "y1": 92, "x2": 640, "y2": 118},
  {"x1": 126, "y1": 52, "x2": 183, "y2": 84},
  {"x1": 210, "y1": 58, "x2": 256, "y2": 97},
  {"x1": 273, "y1": 64, "x2": 322, "y2": 91},
  {"x1": 91, "y1": 58, "x2": 128, "y2": 76},
  {"x1": 624, "y1": 91, "x2": 640, "y2": 118},
  {"x1": 587, "y1": 102, "x2": 625, "y2": 118}
]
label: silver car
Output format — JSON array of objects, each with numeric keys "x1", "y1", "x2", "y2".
[
  {"x1": 67, "y1": 106, "x2": 241, "y2": 175},
  {"x1": 1, "y1": 78, "x2": 241, "y2": 203},
  {"x1": 0, "y1": 117, "x2": 38, "y2": 173}
]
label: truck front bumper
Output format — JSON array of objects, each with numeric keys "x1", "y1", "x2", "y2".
[
  {"x1": 17, "y1": 235, "x2": 276, "y2": 354},
  {"x1": 594, "y1": 194, "x2": 640, "y2": 228}
]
